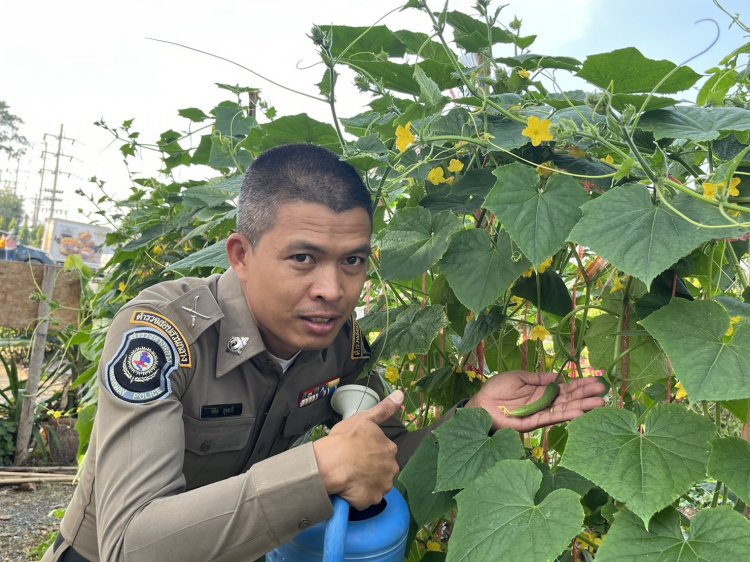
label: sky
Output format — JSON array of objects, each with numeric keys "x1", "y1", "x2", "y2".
[{"x1": 1, "y1": 0, "x2": 747, "y2": 226}]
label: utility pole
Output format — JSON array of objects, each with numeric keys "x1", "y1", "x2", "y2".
[
  {"x1": 37, "y1": 125, "x2": 77, "y2": 225},
  {"x1": 48, "y1": 124, "x2": 64, "y2": 221},
  {"x1": 32, "y1": 140, "x2": 48, "y2": 227}
]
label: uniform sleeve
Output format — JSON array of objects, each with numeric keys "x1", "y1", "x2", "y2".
[{"x1": 94, "y1": 309, "x2": 333, "y2": 562}]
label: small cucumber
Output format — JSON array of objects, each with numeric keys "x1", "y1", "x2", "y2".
[{"x1": 500, "y1": 382, "x2": 560, "y2": 418}]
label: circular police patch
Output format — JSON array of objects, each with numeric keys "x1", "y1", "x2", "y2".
[{"x1": 105, "y1": 328, "x2": 178, "y2": 404}]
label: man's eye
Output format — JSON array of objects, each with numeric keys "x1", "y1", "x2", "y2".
[
  {"x1": 292, "y1": 254, "x2": 313, "y2": 264},
  {"x1": 345, "y1": 256, "x2": 366, "y2": 266}
]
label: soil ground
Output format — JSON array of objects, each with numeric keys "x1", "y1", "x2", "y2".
[{"x1": 0, "y1": 481, "x2": 75, "y2": 561}]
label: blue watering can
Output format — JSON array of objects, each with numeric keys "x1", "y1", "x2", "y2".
[
  {"x1": 267, "y1": 385, "x2": 410, "y2": 562},
  {"x1": 266, "y1": 488, "x2": 410, "y2": 562}
]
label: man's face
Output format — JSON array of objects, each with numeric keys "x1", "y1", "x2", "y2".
[{"x1": 231, "y1": 201, "x2": 372, "y2": 359}]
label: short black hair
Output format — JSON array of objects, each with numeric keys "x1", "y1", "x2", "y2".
[{"x1": 237, "y1": 144, "x2": 373, "y2": 245}]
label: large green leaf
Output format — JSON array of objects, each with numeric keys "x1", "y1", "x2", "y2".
[
  {"x1": 448, "y1": 460, "x2": 583, "y2": 562},
  {"x1": 320, "y1": 24, "x2": 406, "y2": 59},
  {"x1": 595, "y1": 507, "x2": 750, "y2": 561},
  {"x1": 393, "y1": 30, "x2": 453, "y2": 65},
  {"x1": 495, "y1": 54, "x2": 581, "y2": 72},
  {"x1": 380, "y1": 207, "x2": 463, "y2": 281},
  {"x1": 535, "y1": 462, "x2": 594, "y2": 502},
  {"x1": 640, "y1": 299, "x2": 750, "y2": 401},
  {"x1": 637, "y1": 106, "x2": 750, "y2": 141},
  {"x1": 398, "y1": 435, "x2": 454, "y2": 527},
  {"x1": 457, "y1": 306, "x2": 506, "y2": 356},
  {"x1": 347, "y1": 59, "x2": 455, "y2": 95},
  {"x1": 421, "y1": 168, "x2": 495, "y2": 214},
  {"x1": 511, "y1": 270, "x2": 573, "y2": 317},
  {"x1": 708, "y1": 437, "x2": 750, "y2": 505},
  {"x1": 244, "y1": 114, "x2": 341, "y2": 153},
  {"x1": 561, "y1": 405, "x2": 714, "y2": 526},
  {"x1": 446, "y1": 11, "x2": 534, "y2": 52},
  {"x1": 577, "y1": 48, "x2": 701, "y2": 94},
  {"x1": 371, "y1": 304, "x2": 448, "y2": 359},
  {"x1": 485, "y1": 116, "x2": 529, "y2": 152},
  {"x1": 165, "y1": 240, "x2": 229, "y2": 272},
  {"x1": 440, "y1": 229, "x2": 529, "y2": 313},
  {"x1": 584, "y1": 314, "x2": 668, "y2": 394},
  {"x1": 485, "y1": 163, "x2": 588, "y2": 267},
  {"x1": 568, "y1": 184, "x2": 748, "y2": 288},
  {"x1": 433, "y1": 408, "x2": 523, "y2": 492}
]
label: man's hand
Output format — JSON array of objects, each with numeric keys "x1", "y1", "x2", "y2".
[
  {"x1": 465, "y1": 371, "x2": 606, "y2": 432},
  {"x1": 313, "y1": 390, "x2": 403, "y2": 510}
]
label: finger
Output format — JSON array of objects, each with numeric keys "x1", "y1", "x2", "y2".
[
  {"x1": 360, "y1": 390, "x2": 404, "y2": 424},
  {"x1": 557, "y1": 379, "x2": 607, "y2": 401},
  {"x1": 516, "y1": 371, "x2": 559, "y2": 386}
]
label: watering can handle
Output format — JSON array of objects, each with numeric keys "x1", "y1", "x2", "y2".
[{"x1": 323, "y1": 496, "x2": 350, "y2": 562}]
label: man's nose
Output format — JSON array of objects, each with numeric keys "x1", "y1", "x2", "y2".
[{"x1": 310, "y1": 264, "x2": 344, "y2": 301}]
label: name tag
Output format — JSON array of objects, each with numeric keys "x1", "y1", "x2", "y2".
[{"x1": 201, "y1": 403, "x2": 243, "y2": 419}]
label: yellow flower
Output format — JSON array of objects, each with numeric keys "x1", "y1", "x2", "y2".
[
  {"x1": 675, "y1": 381, "x2": 688, "y2": 401},
  {"x1": 395, "y1": 122, "x2": 415, "y2": 153},
  {"x1": 445, "y1": 176, "x2": 455, "y2": 185},
  {"x1": 407, "y1": 354, "x2": 416, "y2": 361},
  {"x1": 537, "y1": 162, "x2": 554, "y2": 177},
  {"x1": 464, "y1": 368, "x2": 478, "y2": 382},
  {"x1": 530, "y1": 324, "x2": 550, "y2": 341},
  {"x1": 118, "y1": 281, "x2": 127, "y2": 292},
  {"x1": 373, "y1": 247, "x2": 381, "y2": 261},
  {"x1": 447, "y1": 159, "x2": 464, "y2": 173},
  {"x1": 427, "y1": 167, "x2": 447, "y2": 185},
  {"x1": 522, "y1": 257, "x2": 553, "y2": 278},
  {"x1": 52, "y1": 411, "x2": 62, "y2": 420},
  {"x1": 568, "y1": 146, "x2": 586, "y2": 159},
  {"x1": 510, "y1": 296, "x2": 525, "y2": 307},
  {"x1": 602, "y1": 154, "x2": 615, "y2": 165},
  {"x1": 704, "y1": 177, "x2": 741, "y2": 200},
  {"x1": 385, "y1": 366, "x2": 400, "y2": 384},
  {"x1": 576, "y1": 531, "x2": 603, "y2": 553},
  {"x1": 726, "y1": 315, "x2": 742, "y2": 337},
  {"x1": 517, "y1": 69, "x2": 531, "y2": 79},
  {"x1": 610, "y1": 275, "x2": 626, "y2": 293},
  {"x1": 531, "y1": 446, "x2": 545, "y2": 461},
  {"x1": 426, "y1": 541, "x2": 443, "y2": 552},
  {"x1": 152, "y1": 245, "x2": 163, "y2": 255},
  {"x1": 521, "y1": 116, "x2": 554, "y2": 147}
]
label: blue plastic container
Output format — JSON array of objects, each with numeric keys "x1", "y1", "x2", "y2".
[{"x1": 267, "y1": 488, "x2": 410, "y2": 562}]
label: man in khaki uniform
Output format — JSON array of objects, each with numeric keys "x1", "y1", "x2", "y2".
[{"x1": 44, "y1": 144, "x2": 605, "y2": 562}]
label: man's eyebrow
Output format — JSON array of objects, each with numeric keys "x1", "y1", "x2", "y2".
[{"x1": 284, "y1": 241, "x2": 372, "y2": 255}]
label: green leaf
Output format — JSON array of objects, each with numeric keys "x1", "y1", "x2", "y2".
[
  {"x1": 637, "y1": 106, "x2": 750, "y2": 141},
  {"x1": 415, "y1": 366, "x2": 482, "y2": 411},
  {"x1": 393, "y1": 30, "x2": 452, "y2": 65},
  {"x1": 560, "y1": 405, "x2": 714, "y2": 526},
  {"x1": 421, "y1": 168, "x2": 495, "y2": 214},
  {"x1": 485, "y1": 116, "x2": 529, "y2": 152},
  {"x1": 446, "y1": 11, "x2": 534, "y2": 52},
  {"x1": 371, "y1": 304, "x2": 448, "y2": 359},
  {"x1": 568, "y1": 184, "x2": 748, "y2": 288},
  {"x1": 380, "y1": 207, "x2": 463, "y2": 281},
  {"x1": 164, "y1": 240, "x2": 229, "y2": 272},
  {"x1": 458, "y1": 306, "x2": 506, "y2": 356},
  {"x1": 641, "y1": 299, "x2": 750, "y2": 401},
  {"x1": 485, "y1": 163, "x2": 588, "y2": 267},
  {"x1": 511, "y1": 270, "x2": 573, "y2": 317},
  {"x1": 212, "y1": 101, "x2": 255, "y2": 137},
  {"x1": 609, "y1": 93, "x2": 678, "y2": 111},
  {"x1": 247, "y1": 114, "x2": 341, "y2": 152},
  {"x1": 697, "y1": 69, "x2": 739, "y2": 107},
  {"x1": 347, "y1": 59, "x2": 455, "y2": 96},
  {"x1": 708, "y1": 437, "x2": 750, "y2": 505},
  {"x1": 342, "y1": 135, "x2": 390, "y2": 172},
  {"x1": 535, "y1": 462, "x2": 594, "y2": 502},
  {"x1": 584, "y1": 314, "x2": 668, "y2": 394},
  {"x1": 577, "y1": 48, "x2": 701, "y2": 94},
  {"x1": 414, "y1": 65, "x2": 448, "y2": 109},
  {"x1": 433, "y1": 408, "x2": 523, "y2": 491},
  {"x1": 448, "y1": 459, "x2": 583, "y2": 562},
  {"x1": 495, "y1": 54, "x2": 581, "y2": 72},
  {"x1": 320, "y1": 24, "x2": 406, "y2": 59},
  {"x1": 595, "y1": 507, "x2": 750, "y2": 561},
  {"x1": 441, "y1": 229, "x2": 529, "y2": 313},
  {"x1": 178, "y1": 107, "x2": 210, "y2": 122},
  {"x1": 398, "y1": 435, "x2": 454, "y2": 527}
]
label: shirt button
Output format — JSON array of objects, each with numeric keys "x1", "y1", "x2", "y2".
[
  {"x1": 298, "y1": 518, "x2": 312, "y2": 529},
  {"x1": 199, "y1": 441, "x2": 211, "y2": 452}
]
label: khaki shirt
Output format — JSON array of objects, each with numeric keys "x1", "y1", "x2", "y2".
[{"x1": 46, "y1": 268, "x2": 431, "y2": 562}]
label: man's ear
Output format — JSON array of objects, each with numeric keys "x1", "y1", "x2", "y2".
[{"x1": 226, "y1": 233, "x2": 252, "y2": 280}]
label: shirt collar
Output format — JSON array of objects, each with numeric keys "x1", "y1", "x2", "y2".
[{"x1": 215, "y1": 268, "x2": 267, "y2": 377}]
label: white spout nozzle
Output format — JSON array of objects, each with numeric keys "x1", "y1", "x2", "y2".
[{"x1": 330, "y1": 384, "x2": 380, "y2": 419}]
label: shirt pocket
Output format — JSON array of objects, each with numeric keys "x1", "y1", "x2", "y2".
[
  {"x1": 283, "y1": 397, "x2": 335, "y2": 438},
  {"x1": 183, "y1": 414, "x2": 255, "y2": 456}
]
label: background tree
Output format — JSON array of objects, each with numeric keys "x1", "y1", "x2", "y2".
[
  {"x1": 0, "y1": 192, "x2": 25, "y2": 230},
  {"x1": 0, "y1": 101, "x2": 29, "y2": 158}
]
